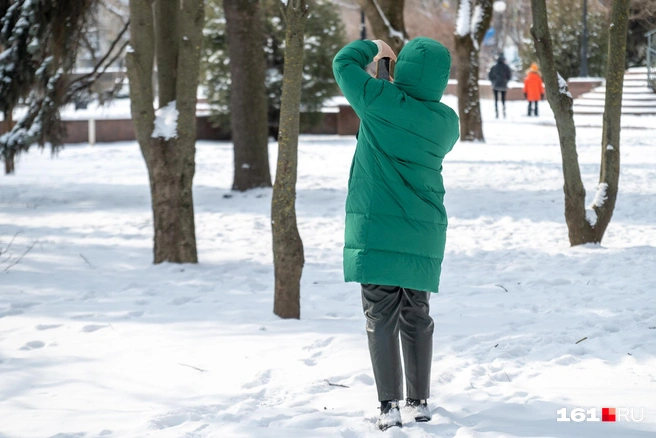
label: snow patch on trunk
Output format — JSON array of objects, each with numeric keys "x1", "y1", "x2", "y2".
[
  {"x1": 470, "y1": 4, "x2": 484, "y2": 37},
  {"x1": 456, "y1": 0, "x2": 471, "y2": 36},
  {"x1": 558, "y1": 73, "x2": 573, "y2": 99},
  {"x1": 151, "y1": 101, "x2": 179, "y2": 141},
  {"x1": 589, "y1": 182, "x2": 608, "y2": 209}
]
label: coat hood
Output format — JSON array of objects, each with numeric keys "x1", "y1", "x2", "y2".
[{"x1": 393, "y1": 37, "x2": 451, "y2": 103}]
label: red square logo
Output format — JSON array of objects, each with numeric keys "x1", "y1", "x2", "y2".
[{"x1": 602, "y1": 408, "x2": 616, "y2": 422}]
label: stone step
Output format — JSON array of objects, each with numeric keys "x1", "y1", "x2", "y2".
[
  {"x1": 579, "y1": 93, "x2": 656, "y2": 101},
  {"x1": 573, "y1": 68, "x2": 656, "y2": 115},
  {"x1": 575, "y1": 100, "x2": 656, "y2": 108},
  {"x1": 623, "y1": 80, "x2": 648, "y2": 87},
  {"x1": 593, "y1": 87, "x2": 655, "y2": 94},
  {"x1": 624, "y1": 73, "x2": 649, "y2": 80},
  {"x1": 581, "y1": 87, "x2": 653, "y2": 94},
  {"x1": 573, "y1": 107, "x2": 656, "y2": 115},
  {"x1": 626, "y1": 67, "x2": 649, "y2": 73}
]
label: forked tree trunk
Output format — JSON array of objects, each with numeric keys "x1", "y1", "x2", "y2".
[
  {"x1": 3, "y1": 111, "x2": 14, "y2": 174},
  {"x1": 454, "y1": 0, "x2": 493, "y2": 142},
  {"x1": 272, "y1": 0, "x2": 308, "y2": 320},
  {"x1": 531, "y1": 0, "x2": 629, "y2": 245},
  {"x1": 357, "y1": 0, "x2": 408, "y2": 55},
  {"x1": 126, "y1": 0, "x2": 203, "y2": 263},
  {"x1": 224, "y1": 0, "x2": 272, "y2": 191}
]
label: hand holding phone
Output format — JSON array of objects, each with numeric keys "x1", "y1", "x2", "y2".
[{"x1": 376, "y1": 58, "x2": 391, "y2": 81}]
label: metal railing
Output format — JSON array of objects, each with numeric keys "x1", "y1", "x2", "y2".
[{"x1": 648, "y1": 28, "x2": 656, "y2": 91}]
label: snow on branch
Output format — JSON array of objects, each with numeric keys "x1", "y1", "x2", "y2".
[
  {"x1": 456, "y1": 0, "x2": 471, "y2": 36},
  {"x1": 371, "y1": 0, "x2": 405, "y2": 41}
]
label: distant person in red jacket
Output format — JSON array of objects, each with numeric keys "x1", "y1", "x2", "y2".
[{"x1": 523, "y1": 63, "x2": 545, "y2": 116}]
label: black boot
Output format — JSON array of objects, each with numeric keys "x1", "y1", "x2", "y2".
[
  {"x1": 377, "y1": 400, "x2": 402, "y2": 431},
  {"x1": 405, "y1": 398, "x2": 431, "y2": 422}
]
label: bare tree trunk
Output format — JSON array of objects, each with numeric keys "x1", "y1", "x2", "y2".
[
  {"x1": 531, "y1": 0, "x2": 629, "y2": 245},
  {"x1": 357, "y1": 0, "x2": 408, "y2": 54},
  {"x1": 272, "y1": 0, "x2": 308, "y2": 320},
  {"x1": 154, "y1": 0, "x2": 179, "y2": 106},
  {"x1": 224, "y1": 0, "x2": 272, "y2": 191},
  {"x1": 591, "y1": 0, "x2": 630, "y2": 241},
  {"x1": 531, "y1": 0, "x2": 594, "y2": 244},
  {"x1": 454, "y1": 0, "x2": 493, "y2": 142},
  {"x1": 455, "y1": 35, "x2": 484, "y2": 141},
  {"x1": 126, "y1": 0, "x2": 203, "y2": 263},
  {"x1": 3, "y1": 110, "x2": 14, "y2": 175}
]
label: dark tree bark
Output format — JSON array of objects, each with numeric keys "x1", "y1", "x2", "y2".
[
  {"x1": 591, "y1": 0, "x2": 630, "y2": 240},
  {"x1": 3, "y1": 110, "x2": 14, "y2": 174},
  {"x1": 272, "y1": 0, "x2": 308, "y2": 320},
  {"x1": 531, "y1": 0, "x2": 630, "y2": 245},
  {"x1": 126, "y1": 0, "x2": 203, "y2": 263},
  {"x1": 357, "y1": 0, "x2": 408, "y2": 55},
  {"x1": 224, "y1": 0, "x2": 272, "y2": 191},
  {"x1": 454, "y1": 0, "x2": 493, "y2": 142}
]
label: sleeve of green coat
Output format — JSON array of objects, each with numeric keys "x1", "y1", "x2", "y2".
[{"x1": 332, "y1": 40, "x2": 384, "y2": 116}]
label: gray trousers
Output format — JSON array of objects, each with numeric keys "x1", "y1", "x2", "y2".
[{"x1": 361, "y1": 284, "x2": 434, "y2": 402}]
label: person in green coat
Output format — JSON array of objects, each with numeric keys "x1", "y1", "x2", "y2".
[{"x1": 333, "y1": 37, "x2": 459, "y2": 430}]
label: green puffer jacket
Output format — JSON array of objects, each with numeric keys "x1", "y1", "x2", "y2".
[{"x1": 333, "y1": 38, "x2": 459, "y2": 292}]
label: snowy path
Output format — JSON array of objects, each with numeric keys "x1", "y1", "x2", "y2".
[{"x1": 1, "y1": 100, "x2": 656, "y2": 437}]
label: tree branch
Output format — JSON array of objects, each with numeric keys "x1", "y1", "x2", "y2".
[
  {"x1": 99, "y1": 0, "x2": 129, "y2": 24},
  {"x1": 3, "y1": 240, "x2": 37, "y2": 272},
  {"x1": 0, "y1": 232, "x2": 22, "y2": 257},
  {"x1": 68, "y1": 20, "x2": 131, "y2": 90}
]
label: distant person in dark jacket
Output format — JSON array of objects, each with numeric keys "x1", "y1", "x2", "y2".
[{"x1": 488, "y1": 55, "x2": 512, "y2": 118}]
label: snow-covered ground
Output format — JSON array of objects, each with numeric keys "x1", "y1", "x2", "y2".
[{"x1": 1, "y1": 99, "x2": 656, "y2": 437}]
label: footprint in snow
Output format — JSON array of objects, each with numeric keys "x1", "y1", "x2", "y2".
[
  {"x1": 242, "y1": 369, "x2": 272, "y2": 389},
  {"x1": 151, "y1": 413, "x2": 188, "y2": 429},
  {"x1": 47, "y1": 433, "x2": 86, "y2": 438},
  {"x1": 303, "y1": 337, "x2": 334, "y2": 351},
  {"x1": 36, "y1": 324, "x2": 62, "y2": 331},
  {"x1": 11, "y1": 302, "x2": 39, "y2": 310},
  {"x1": 150, "y1": 405, "x2": 221, "y2": 430},
  {"x1": 71, "y1": 313, "x2": 95, "y2": 320},
  {"x1": 82, "y1": 324, "x2": 109, "y2": 333},
  {"x1": 169, "y1": 297, "x2": 194, "y2": 306},
  {"x1": 20, "y1": 341, "x2": 45, "y2": 350},
  {"x1": 0, "y1": 309, "x2": 24, "y2": 318},
  {"x1": 301, "y1": 351, "x2": 322, "y2": 366}
]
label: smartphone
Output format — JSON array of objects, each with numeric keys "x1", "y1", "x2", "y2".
[{"x1": 376, "y1": 57, "x2": 392, "y2": 81}]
